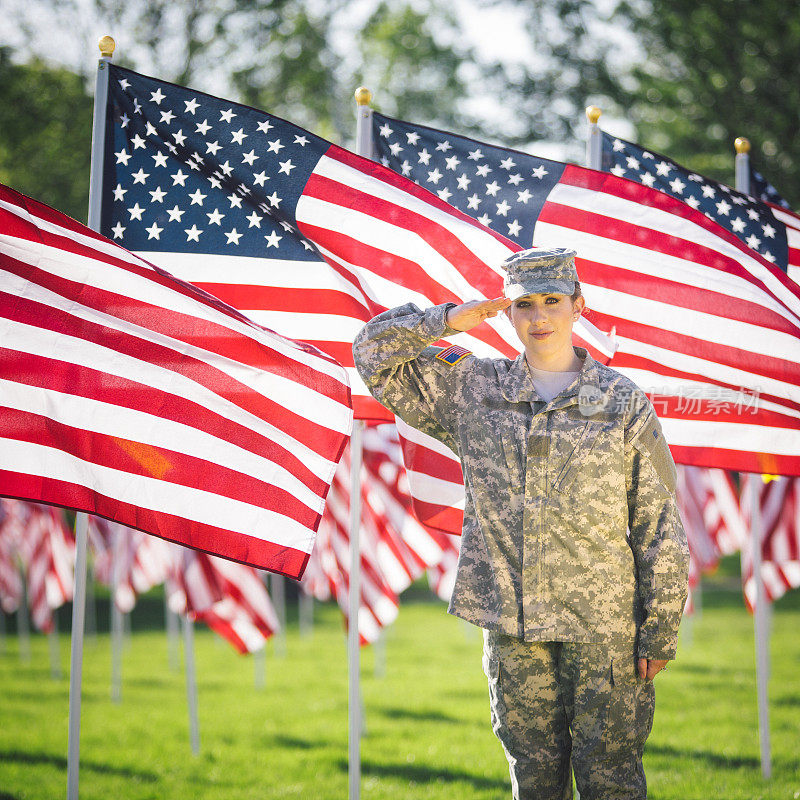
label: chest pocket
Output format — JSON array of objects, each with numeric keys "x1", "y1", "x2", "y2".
[{"x1": 553, "y1": 419, "x2": 614, "y2": 492}]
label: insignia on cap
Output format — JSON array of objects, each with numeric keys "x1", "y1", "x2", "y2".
[{"x1": 435, "y1": 344, "x2": 471, "y2": 366}]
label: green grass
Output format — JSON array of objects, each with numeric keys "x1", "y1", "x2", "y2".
[{"x1": 1, "y1": 583, "x2": 799, "y2": 799}]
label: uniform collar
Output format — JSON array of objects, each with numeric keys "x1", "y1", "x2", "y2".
[{"x1": 500, "y1": 347, "x2": 602, "y2": 406}]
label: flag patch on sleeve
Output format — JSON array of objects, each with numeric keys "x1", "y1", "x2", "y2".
[{"x1": 435, "y1": 344, "x2": 471, "y2": 365}]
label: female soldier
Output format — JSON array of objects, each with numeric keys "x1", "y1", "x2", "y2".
[{"x1": 352, "y1": 247, "x2": 689, "y2": 800}]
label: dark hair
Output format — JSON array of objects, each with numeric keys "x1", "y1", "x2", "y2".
[{"x1": 571, "y1": 281, "x2": 582, "y2": 302}]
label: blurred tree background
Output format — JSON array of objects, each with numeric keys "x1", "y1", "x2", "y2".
[{"x1": 0, "y1": 0, "x2": 796, "y2": 220}]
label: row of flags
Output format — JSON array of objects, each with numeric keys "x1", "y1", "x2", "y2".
[
  {"x1": 1, "y1": 59, "x2": 800, "y2": 625},
  {"x1": 0, "y1": 500, "x2": 282, "y2": 653},
  {"x1": 2, "y1": 462, "x2": 798, "y2": 654}
]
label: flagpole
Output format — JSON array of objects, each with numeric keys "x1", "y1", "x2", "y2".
[
  {"x1": 585, "y1": 106, "x2": 602, "y2": 170},
  {"x1": 17, "y1": 567, "x2": 31, "y2": 663},
  {"x1": 735, "y1": 144, "x2": 770, "y2": 778},
  {"x1": 181, "y1": 611, "x2": 201, "y2": 755},
  {"x1": 165, "y1": 597, "x2": 180, "y2": 670},
  {"x1": 110, "y1": 527, "x2": 123, "y2": 702},
  {"x1": 348, "y1": 86, "x2": 373, "y2": 800},
  {"x1": 734, "y1": 137, "x2": 751, "y2": 196},
  {"x1": 48, "y1": 616, "x2": 62, "y2": 679},
  {"x1": 269, "y1": 573, "x2": 287, "y2": 657},
  {"x1": 66, "y1": 513, "x2": 89, "y2": 800},
  {"x1": 348, "y1": 420, "x2": 364, "y2": 800},
  {"x1": 67, "y1": 35, "x2": 115, "y2": 800},
  {"x1": 298, "y1": 590, "x2": 313, "y2": 638},
  {"x1": 747, "y1": 473, "x2": 771, "y2": 778}
]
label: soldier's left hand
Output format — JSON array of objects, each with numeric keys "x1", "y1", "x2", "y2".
[{"x1": 637, "y1": 658, "x2": 669, "y2": 681}]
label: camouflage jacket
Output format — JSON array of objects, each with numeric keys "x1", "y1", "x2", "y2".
[{"x1": 353, "y1": 303, "x2": 689, "y2": 660}]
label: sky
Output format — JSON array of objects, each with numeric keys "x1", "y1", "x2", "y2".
[{"x1": 1, "y1": 0, "x2": 636, "y2": 161}]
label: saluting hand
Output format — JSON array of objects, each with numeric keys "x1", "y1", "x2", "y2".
[{"x1": 446, "y1": 297, "x2": 512, "y2": 332}]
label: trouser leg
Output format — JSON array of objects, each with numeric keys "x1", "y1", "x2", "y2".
[
  {"x1": 564, "y1": 640, "x2": 656, "y2": 800},
  {"x1": 483, "y1": 630, "x2": 573, "y2": 800}
]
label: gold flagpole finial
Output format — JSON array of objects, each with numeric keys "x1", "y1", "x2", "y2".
[
  {"x1": 734, "y1": 137, "x2": 751, "y2": 154},
  {"x1": 585, "y1": 106, "x2": 602, "y2": 124},
  {"x1": 99, "y1": 35, "x2": 116, "y2": 58},
  {"x1": 355, "y1": 87, "x2": 372, "y2": 107}
]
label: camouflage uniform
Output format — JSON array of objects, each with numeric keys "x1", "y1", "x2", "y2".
[{"x1": 353, "y1": 291, "x2": 689, "y2": 799}]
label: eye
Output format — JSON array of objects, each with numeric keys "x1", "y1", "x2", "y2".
[
  {"x1": 515, "y1": 300, "x2": 530, "y2": 308},
  {"x1": 544, "y1": 296, "x2": 561, "y2": 305}
]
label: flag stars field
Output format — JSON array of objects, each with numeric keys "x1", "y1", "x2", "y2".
[{"x1": 602, "y1": 132, "x2": 794, "y2": 272}]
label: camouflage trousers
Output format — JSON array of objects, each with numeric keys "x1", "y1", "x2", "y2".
[{"x1": 482, "y1": 630, "x2": 655, "y2": 800}]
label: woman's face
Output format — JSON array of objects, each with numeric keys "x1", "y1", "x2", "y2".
[{"x1": 509, "y1": 293, "x2": 585, "y2": 366}]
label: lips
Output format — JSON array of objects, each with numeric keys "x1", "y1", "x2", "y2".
[{"x1": 531, "y1": 331, "x2": 553, "y2": 339}]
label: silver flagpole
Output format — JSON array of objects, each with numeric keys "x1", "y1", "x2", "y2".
[
  {"x1": 67, "y1": 34, "x2": 115, "y2": 800},
  {"x1": 734, "y1": 146, "x2": 771, "y2": 779},
  {"x1": 66, "y1": 513, "x2": 89, "y2": 800},
  {"x1": 17, "y1": 567, "x2": 31, "y2": 663},
  {"x1": 269, "y1": 573, "x2": 287, "y2": 657},
  {"x1": 348, "y1": 421, "x2": 364, "y2": 800},
  {"x1": 48, "y1": 615, "x2": 62, "y2": 679},
  {"x1": 748, "y1": 473, "x2": 771, "y2": 778},
  {"x1": 182, "y1": 611, "x2": 201, "y2": 755},
  {"x1": 585, "y1": 106, "x2": 602, "y2": 170},
  {"x1": 348, "y1": 85, "x2": 373, "y2": 800},
  {"x1": 734, "y1": 136, "x2": 751, "y2": 197},
  {"x1": 298, "y1": 589, "x2": 314, "y2": 638},
  {"x1": 165, "y1": 597, "x2": 180, "y2": 670},
  {"x1": 110, "y1": 527, "x2": 124, "y2": 702}
]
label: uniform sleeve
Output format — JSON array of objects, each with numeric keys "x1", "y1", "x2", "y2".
[
  {"x1": 625, "y1": 396, "x2": 690, "y2": 661},
  {"x1": 352, "y1": 302, "x2": 466, "y2": 455}
]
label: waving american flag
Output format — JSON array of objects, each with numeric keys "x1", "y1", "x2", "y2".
[
  {"x1": 372, "y1": 112, "x2": 800, "y2": 478},
  {"x1": 0, "y1": 182, "x2": 352, "y2": 578}
]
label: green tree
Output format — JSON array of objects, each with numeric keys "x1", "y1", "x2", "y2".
[
  {"x1": 610, "y1": 0, "x2": 800, "y2": 206},
  {"x1": 486, "y1": 0, "x2": 799, "y2": 205},
  {"x1": 0, "y1": 48, "x2": 93, "y2": 220}
]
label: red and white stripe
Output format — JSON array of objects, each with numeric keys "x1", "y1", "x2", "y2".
[
  {"x1": 767, "y1": 202, "x2": 800, "y2": 285},
  {"x1": 167, "y1": 546, "x2": 280, "y2": 654},
  {"x1": 0, "y1": 499, "x2": 26, "y2": 613},
  {"x1": 88, "y1": 516, "x2": 171, "y2": 613},
  {"x1": 741, "y1": 476, "x2": 800, "y2": 610},
  {"x1": 529, "y1": 167, "x2": 800, "y2": 475},
  {"x1": 23, "y1": 504, "x2": 74, "y2": 633},
  {"x1": 426, "y1": 533, "x2": 461, "y2": 602},
  {"x1": 0, "y1": 184, "x2": 352, "y2": 577},
  {"x1": 302, "y1": 427, "x2": 457, "y2": 643}
]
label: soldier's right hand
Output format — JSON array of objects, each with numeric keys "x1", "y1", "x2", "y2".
[{"x1": 446, "y1": 297, "x2": 511, "y2": 332}]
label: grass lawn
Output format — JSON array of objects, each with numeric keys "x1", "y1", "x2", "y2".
[{"x1": 0, "y1": 578, "x2": 799, "y2": 799}]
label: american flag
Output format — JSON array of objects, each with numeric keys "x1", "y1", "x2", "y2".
[
  {"x1": 301, "y1": 426, "x2": 455, "y2": 643},
  {"x1": 0, "y1": 499, "x2": 26, "y2": 613},
  {"x1": 601, "y1": 132, "x2": 800, "y2": 284},
  {"x1": 0, "y1": 181, "x2": 352, "y2": 578},
  {"x1": 167, "y1": 547, "x2": 280, "y2": 654},
  {"x1": 21, "y1": 503, "x2": 74, "y2": 633},
  {"x1": 372, "y1": 113, "x2": 800, "y2": 477},
  {"x1": 87, "y1": 516, "x2": 171, "y2": 613},
  {"x1": 741, "y1": 476, "x2": 800, "y2": 609},
  {"x1": 749, "y1": 166, "x2": 793, "y2": 211},
  {"x1": 676, "y1": 466, "x2": 726, "y2": 615},
  {"x1": 99, "y1": 65, "x2": 614, "y2": 422}
]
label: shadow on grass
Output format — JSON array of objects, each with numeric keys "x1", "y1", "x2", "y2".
[
  {"x1": 337, "y1": 758, "x2": 509, "y2": 790},
  {"x1": 774, "y1": 692, "x2": 800, "y2": 707},
  {"x1": 378, "y1": 707, "x2": 461, "y2": 724},
  {"x1": 646, "y1": 743, "x2": 760, "y2": 769},
  {"x1": 0, "y1": 792, "x2": 20, "y2": 800},
  {"x1": 271, "y1": 733, "x2": 321, "y2": 750},
  {"x1": 0, "y1": 750, "x2": 158, "y2": 781}
]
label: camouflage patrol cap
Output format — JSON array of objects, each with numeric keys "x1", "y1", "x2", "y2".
[{"x1": 501, "y1": 247, "x2": 578, "y2": 300}]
